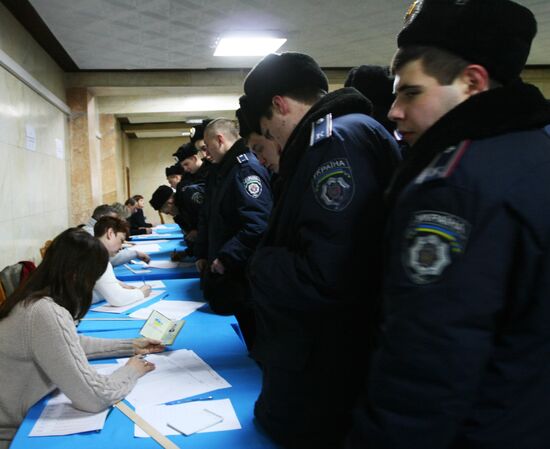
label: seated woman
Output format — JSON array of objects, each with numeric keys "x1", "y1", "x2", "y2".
[
  {"x1": 0, "y1": 228, "x2": 163, "y2": 449},
  {"x1": 93, "y1": 216, "x2": 152, "y2": 306},
  {"x1": 128, "y1": 195, "x2": 153, "y2": 235}
]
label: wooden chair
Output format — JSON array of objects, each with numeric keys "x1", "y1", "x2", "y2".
[
  {"x1": 0, "y1": 281, "x2": 6, "y2": 305},
  {"x1": 40, "y1": 240, "x2": 52, "y2": 259}
]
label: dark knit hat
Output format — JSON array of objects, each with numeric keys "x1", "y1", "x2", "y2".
[
  {"x1": 149, "y1": 185, "x2": 173, "y2": 211},
  {"x1": 236, "y1": 95, "x2": 260, "y2": 138},
  {"x1": 165, "y1": 164, "x2": 184, "y2": 177},
  {"x1": 397, "y1": 0, "x2": 537, "y2": 84},
  {"x1": 173, "y1": 142, "x2": 197, "y2": 162},
  {"x1": 190, "y1": 119, "x2": 213, "y2": 144},
  {"x1": 243, "y1": 52, "x2": 329, "y2": 120}
]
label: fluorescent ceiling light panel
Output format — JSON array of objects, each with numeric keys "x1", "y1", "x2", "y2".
[{"x1": 214, "y1": 37, "x2": 287, "y2": 56}]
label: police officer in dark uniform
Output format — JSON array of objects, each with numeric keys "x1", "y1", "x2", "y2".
[
  {"x1": 348, "y1": 2, "x2": 550, "y2": 448},
  {"x1": 243, "y1": 52, "x2": 401, "y2": 448},
  {"x1": 194, "y1": 118, "x2": 272, "y2": 350}
]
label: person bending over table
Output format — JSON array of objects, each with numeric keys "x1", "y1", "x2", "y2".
[
  {"x1": 0, "y1": 228, "x2": 163, "y2": 449},
  {"x1": 93, "y1": 216, "x2": 152, "y2": 306}
]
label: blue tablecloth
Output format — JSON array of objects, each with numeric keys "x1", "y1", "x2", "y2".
[{"x1": 10, "y1": 279, "x2": 279, "y2": 449}]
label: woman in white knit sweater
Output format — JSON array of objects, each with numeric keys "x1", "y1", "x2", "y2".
[
  {"x1": 0, "y1": 228, "x2": 164, "y2": 448},
  {"x1": 93, "y1": 216, "x2": 152, "y2": 306}
]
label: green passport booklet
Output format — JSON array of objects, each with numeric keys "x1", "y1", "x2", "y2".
[{"x1": 139, "y1": 309, "x2": 185, "y2": 345}]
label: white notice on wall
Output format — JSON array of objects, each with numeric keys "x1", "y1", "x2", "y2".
[
  {"x1": 55, "y1": 138, "x2": 64, "y2": 159},
  {"x1": 25, "y1": 125, "x2": 36, "y2": 151}
]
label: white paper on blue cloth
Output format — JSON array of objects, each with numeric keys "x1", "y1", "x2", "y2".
[
  {"x1": 129, "y1": 300, "x2": 205, "y2": 321},
  {"x1": 134, "y1": 399, "x2": 241, "y2": 437},
  {"x1": 117, "y1": 349, "x2": 231, "y2": 408}
]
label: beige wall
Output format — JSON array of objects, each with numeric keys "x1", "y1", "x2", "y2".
[
  {"x1": 128, "y1": 137, "x2": 186, "y2": 225},
  {"x1": 0, "y1": 64, "x2": 69, "y2": 268}
]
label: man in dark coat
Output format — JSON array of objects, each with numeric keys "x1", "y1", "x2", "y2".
[
  {"x1": 194, "y1": 118, "x2": 272, "y2": 350},
  {"x1": 243, "y1": 52, "x2": 401, "y2": 448},
  {"x1": 348, "y1": 1, "x2": 550, "y2": 448}
]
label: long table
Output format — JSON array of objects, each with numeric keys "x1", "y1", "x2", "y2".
[{"x1": 10, "y1": 278, "x2": 279, "y2": 449}]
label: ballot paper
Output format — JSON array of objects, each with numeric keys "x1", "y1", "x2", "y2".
[
  {"x1": 134, "y1": 399, "x2": 241, "y2": 438},
  {"x1": 131, "y1": 233, "x2": 161, "y2": 239},
  {"x1": 29, "y1": 391, "x2": 109, "y2": 437},
  {"x1": 131, "y1": 244, "x2": 161, "y2": 253},
  {"x1": 118, "y1": 349, "x2": 231, "y2": 407},
  {"x1": 154, "y1": 225, "x2": 169, "y2": 230},
  {"x1": 146, "y1": 260, "x2": 179, "y2": 269},
  {"x1": 91, "y1": 290, "x2": 166, "y2": 314},
  {"x1": 132, "y1": 239, "x2": 169, "y2": 245},
  {"x1": 139, "y1": 310, "x2": 185, "y2": 345},
  {"x1": 130, "y1": 300, "x2": 206, "y2": 321},
  {"x1": 125, "y1": 280, "x2": 166, "y2": 289}
]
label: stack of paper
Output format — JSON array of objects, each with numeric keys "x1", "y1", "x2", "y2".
[
  {"x1": 129, "y1": 300, "x2": 205, "y2": 320},
  {"x1": 117, "y1": 349, "x2": 231, "y2": 407},
  {"x1": 92, "y1": 290, "x2": 166, "y2": 314},
  {"x1": 125, "y1": 280, "x2": 166, "y2": 289},
  {"x1": 134, "y1": 399, "x2": 241, "y2": 438},
  {"x1": 132, "y1": 244, "x2": 161, "y2": 253}
]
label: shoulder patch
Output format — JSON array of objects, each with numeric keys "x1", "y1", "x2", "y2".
[
  {"x1": 243, "y1": 175, "x2": 262, "y2": 198},
  {"x1": 415, "y1": 140, "x2": 471, "y2": 184},
  {"x1": 402, "y1": 210, "x2": 471, "y2": 284},
  {"x1": 191, "y1": 191, "x2": 204, "y2": 204},
  {"x1": 309, "y1": 113, "x2": 333, "y2": 146},
  {"x1": 311, "y1": 158, "x2": 354, "y2": 212},
  {"x1": 237, "y1": 153, "x2": 249, "y2": 164}
]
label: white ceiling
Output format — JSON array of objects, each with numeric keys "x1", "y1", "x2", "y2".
[{"x1": 27, "y1": 0, "x2": 550, "y2": 70}]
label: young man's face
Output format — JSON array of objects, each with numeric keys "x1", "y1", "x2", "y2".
[
  {"x1": 103, "y1": 229, "x2": 126, "y2": 256},
  {"x1": 203, "y1": 134, "x2": 226, "y2": 164},
  {"x1": 260, "y1": 109, "x2": 291, "y2": 149},
  {"x1": 182, "y1": 155, "x2": 202, "y2": 174},
  {"x1": 160, "y1": 196, "x2": 178, "y2": 216},
  {"x1": 167, "y1": 175, "x2": 181, "y2": 188},
  {"x1": 248, "y1": 132, "x2": 282, "y2": 173},
  {"x1": 388, "y1": 59, "x2": 470, "y2": 146}
]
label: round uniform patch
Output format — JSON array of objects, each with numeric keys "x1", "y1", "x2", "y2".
[
  {"x1": 191, "y1": 191, "x2": 204, "y2": 205},
  {"x1": 403, "y1": 210, "x2": 470, "y2": 284},
  {"x1": 243, "y1": 175, "x2": 262, "y2": 198},
  {"x1": 311, "y1": 158, "x2": 354, "y2": 212}
]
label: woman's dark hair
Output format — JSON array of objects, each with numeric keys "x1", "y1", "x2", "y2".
[
  {"x1": 94, "y1": 215, "x2": 130, "y2": 238},
  {"x1": 132, "y1": 195, "x2": 144, "y2": 201},
  {"x1": 0, "y1": 228, "x2": 108, "y2": 320},
  {"x1": 124, "y1": 197, "x2": 136, "y2": 207}
]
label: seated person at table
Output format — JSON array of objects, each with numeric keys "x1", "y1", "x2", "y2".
[
  {"x1": 128, "y1": 195, "x2": 153, "y2": 235},
  {"x1": 93, "y1": 216, "x2": 152, "y2": 306},
  {"x1": 82, "y1": 203, "x2": 150, "y2": 267},
  {"x1": 165, "y1": 163, "x2": 184, "y2": 189},
  {"x1": 0, "y1": 228, "x2": 162, "y2": 449}
]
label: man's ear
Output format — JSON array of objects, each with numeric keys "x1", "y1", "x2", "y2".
[
  {"x1": 272, "y1": 95, "x2": 290, "y2": 115},
  {"x1": 460, "y1": 64, "x2": 491, "y2": 96},
  {"x1": 106, "y1": 227, "x2": 115, "y2": 240}
]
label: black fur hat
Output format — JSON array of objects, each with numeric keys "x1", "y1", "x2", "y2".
[
  {"x1": 165, "y1": 164, "x2": 184, "y2": 177},
  {"x1": 398, "y1": 0, "x2": 537, "y2": 84},
  {"x1": 173, "y1": 142, "x2": 197, "y2": 162},
  {"x1": 149, "y1": 185, "x2": 173, "y2": 211},
  {"x1": 243, "y1": 52, "x2": 329, "y2": 121}
]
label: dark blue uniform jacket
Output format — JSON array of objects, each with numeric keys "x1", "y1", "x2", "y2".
[{"x1": 350, "y1": 82, "x2": 550, "y2": 449}]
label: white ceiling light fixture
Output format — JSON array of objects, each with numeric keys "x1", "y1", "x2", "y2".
[{"x1": 214, "y1": 36, "x2": 287, "y2": 57}]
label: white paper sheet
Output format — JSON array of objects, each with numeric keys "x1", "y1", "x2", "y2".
[
  {"x1": 29, "y1": 391, "x2": 109, "y2": 437},
  {"x1": 146, "y1": 260, "x2": 179, "y2": 269},
  {"x1": 132, "y1": 233, "x2": 161, "y2": 239},
  {"x1": 154, "y1": 225, "x2": 169, "y2": 230},
  {"x1": 125, "y1": 280, "x2": 166, "y2": 289},
  {"x1": 117, "y1": 350, "x2": 231, "y2": 407},
  {"x1": 129, "y1": 300, "x2": 205, "y2": 320},
  {"x1": 134, "y1": 399, "x2": 241, "y2": 437},
  {"x1": 91, "y1": 290, "x2": 166, "y2": 314},
  {"x1": 132, "y1": 244, "x2": 161, "y2": 253},
  {"x1": 132, "y1": 239, "x2": 169, "y2": 245}
]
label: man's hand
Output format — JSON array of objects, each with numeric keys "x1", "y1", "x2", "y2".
[
  {"x1": 136, "y1": 251, "x2": 151, "y2": 264},
  {"x1": 196, "y1": 258, "x2": 208, "y2": 273},
  {"x1": 211, "y1": 258, "x2": 225, "y2": 275}
]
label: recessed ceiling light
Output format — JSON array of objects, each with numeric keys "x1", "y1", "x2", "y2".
[{"x1": 214, "y1": 37, "x2": 287, "y2": 57}]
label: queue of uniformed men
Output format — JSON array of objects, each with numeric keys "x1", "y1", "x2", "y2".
[{"x1": 148, "y1": 1, "x2": 550, "y2": 447}]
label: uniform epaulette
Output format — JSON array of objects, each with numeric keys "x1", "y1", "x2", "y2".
[
  {"x1": 309, "y1": 113, "x2": 333, "y2": 147},
  {"x1": 415, "y1": 140, "x2": 471, "y2": 184},
  {"x1": 237, "y1": 154, "x2": 249, "y2": 164}
]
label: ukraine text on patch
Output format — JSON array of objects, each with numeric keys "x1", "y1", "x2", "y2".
[
  {"x1": 311, "y1": 158, "x2": 354, "y2": 211},
  {"x1": 403, "y1": 210, "x2": 470, "y2": 284},
  {"x1": 243, "y1": 175, "x2": 262, "y2": 198}
]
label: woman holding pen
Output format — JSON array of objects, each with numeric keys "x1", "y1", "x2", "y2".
[{"x1": 0, "y1": 228, "x2": 164, "y2": 449}]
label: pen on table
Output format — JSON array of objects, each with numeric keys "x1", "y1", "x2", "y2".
[
  {"x1": 160, "y1": 292, "x2": 169, "y2": 300},
  {"x1": 165, "y1": 396, "x2": 214, "y2": 406}
]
